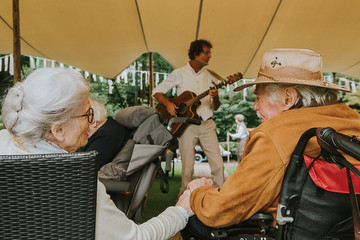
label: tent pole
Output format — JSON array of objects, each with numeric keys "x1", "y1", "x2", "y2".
[
  {"x1": 332, "y1": 72, "x2": 336, "y2": 85},
  {"x1": 149, "y1": 52, "x2": 154, "y2": 107},
  {"x1": 12, "y1": 0, "x2": 21, "y2": 83}
]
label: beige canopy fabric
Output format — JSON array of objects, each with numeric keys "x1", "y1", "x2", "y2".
[{"x1": 1, "y1": 0, "x2": 360, "y2": 80}]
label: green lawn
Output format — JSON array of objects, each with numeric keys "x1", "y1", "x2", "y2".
[{"x1": 142, "y1": 162, "x2": 238, "y2": 221}]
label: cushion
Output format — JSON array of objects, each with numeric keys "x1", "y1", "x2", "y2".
[{"x1": 115, "y1": 106, "x2": 157, "y2": 129}]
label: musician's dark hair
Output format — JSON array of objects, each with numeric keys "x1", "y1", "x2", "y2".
[{"x1": 188, "y1": 39, "x2": 213, "y2": 60}]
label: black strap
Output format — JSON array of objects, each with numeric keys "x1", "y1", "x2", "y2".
[
  {"x1": 146, "y1": 135, "x2": 154, "y2": 144},
  {"x1": 316, "y1": 128, "x2": 360, "y2": 178},
  {"x1": 153, "y1": 158, "x2": 169, "y2": 193}
]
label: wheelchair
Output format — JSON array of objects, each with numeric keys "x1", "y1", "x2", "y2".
[
  {"x1": 182, "y1": 127, "x2": 360, "y2": 240},
  {"x1": 98, "y1": 106, "x2": 201, "y2": 223},
  {"x1": 98, "y1": 106, "x2": 173, "y2": 223}
]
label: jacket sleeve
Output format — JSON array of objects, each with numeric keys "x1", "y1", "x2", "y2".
[
  {"x1": 190, "y1": 130, "x2": 287, "y2": 227},
  {"x1": 96, "y1": 180, "x2": 186, "y2": 240}
]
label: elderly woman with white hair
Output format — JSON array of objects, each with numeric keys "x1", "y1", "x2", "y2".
[
  {"x1": 227, "y1": 114, "x2": 249, "y2": 162},
  {"x1": 0, "y1": 68, "x2": 197, "y2": 240}
]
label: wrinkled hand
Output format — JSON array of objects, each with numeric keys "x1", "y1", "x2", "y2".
[
  {"x1": 165, "y1": 101, "x2": 178, "y2": 117},
  {"x1": 187, "y1": 177, "x2": 214, "y2": 192},
  {"x1": 176, "y1": 189, "x2": 194, "y2": 217},
  {"x1": 209, "y1": 87, "x2": 219, "y2": 99}
]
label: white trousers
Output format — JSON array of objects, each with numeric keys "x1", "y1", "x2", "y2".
[{"x1": 178, "y1": 119, "x2": 224, "y2": 193}]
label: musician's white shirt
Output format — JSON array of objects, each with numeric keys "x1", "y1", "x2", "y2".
[{"x1": 152, "y1": 62, "x2": 217, "y2": 121}]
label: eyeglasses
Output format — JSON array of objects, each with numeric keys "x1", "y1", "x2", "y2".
[{"x1": 73, "y1": 107, "x2": 94, "y2": 123}]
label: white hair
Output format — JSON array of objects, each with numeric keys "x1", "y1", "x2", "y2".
[
  {"x1": 2, "y1": 68, "x2": 90, "y2": 142},
  {"x1": 90, "y1": 98, "x2": 108, "y2": 123},
  {"x1": 263, "y1": 83, "x2": 340, "y2": 107},
  {"x1": 235, "y1": 114, "x2": 244, "y2": 122},
  {"x1": 235, "y1": 114, "x2": 247, "y2": 132}
]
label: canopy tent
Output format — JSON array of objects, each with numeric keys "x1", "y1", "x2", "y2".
[{"x1": 1, "y1": 0, "x2": 360, "y2": 80}]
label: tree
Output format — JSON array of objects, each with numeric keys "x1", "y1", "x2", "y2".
[
  {"x1": 214, "y1": 87, "x2": 261, "y2": 143},
  {"x1": 88, "y1": 52, "x2": 174, "y2": 117}
]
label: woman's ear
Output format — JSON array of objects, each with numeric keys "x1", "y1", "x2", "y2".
[
  {"x1": 50, "y1": 124, "x2": 65, "y2": 142},
  {"x1": 284, "y1": 87, "x2": 298, "y2": 109}
]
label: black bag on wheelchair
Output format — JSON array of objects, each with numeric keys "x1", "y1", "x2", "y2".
[{"x1": 182, "y1": 127, "x2": 360, "y2": 240}]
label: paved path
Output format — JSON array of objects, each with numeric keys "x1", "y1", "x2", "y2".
[{"x1": 168, "y1": 160, "x2": 239, "y2": 180}]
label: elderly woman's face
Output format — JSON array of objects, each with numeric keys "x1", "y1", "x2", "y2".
[{"x1": 59, "y1": 101, "x2": 91, "y2": 152}]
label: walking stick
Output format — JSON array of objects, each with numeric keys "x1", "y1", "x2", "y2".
[{"x1": 227, "y1": 134, "x2": 230, "y2": 163}]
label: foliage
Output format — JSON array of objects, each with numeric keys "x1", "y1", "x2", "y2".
[
  {"x1": 0, "y1": 115, "x2": 4, "y2": 130},
  {"x1": 0, "y1": 71, "x2": 13, "y2": 107},
  {"x1": 214, "y1": 87, "x2": 261, "y2": 143},
  {"x1": 341, "y1": 93, "x2": 360, "y2": 113},
  {"x1": 88, "y1": 80, "x2": 129, "y2": 117},
  {"x1": 88, "y1": 52, "x2": 174, "y2": 117}
]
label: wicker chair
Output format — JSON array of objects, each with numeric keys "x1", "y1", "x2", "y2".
[{"x1": 0, "y1": 151, "x2": 98, "y2": 240}]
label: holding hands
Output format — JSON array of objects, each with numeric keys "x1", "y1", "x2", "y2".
[
  {"x1": 176, "y1": 189, "x2": 194, "y2": 217},
  {"x1": 176, "y1": 178, "x2": 214, "y2": 218},
  {"x1": 187, "y1": 177, "x2": 214, "y2": 192}
]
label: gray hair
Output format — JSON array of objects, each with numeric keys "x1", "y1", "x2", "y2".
[
  {"x1": 90, "y1": 98, "x2": 108, "y2": 123},
  {"x1": 263, "y1": 83, "x2": 340, "y2": 107},
  {"x1": 235, "y1": 114, "x2": 244, "y2": 122},
  {"x1": 2, "y1": 68, "x2": 90, "y2": 142}
]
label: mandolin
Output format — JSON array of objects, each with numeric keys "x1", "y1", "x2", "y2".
[{"x1": 156, "y1": 72, "x2": 243, "y2": 137}]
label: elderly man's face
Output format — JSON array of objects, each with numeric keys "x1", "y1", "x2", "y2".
[{"x1": 253, "y1": 84, "x2": 287, "y2": 122}]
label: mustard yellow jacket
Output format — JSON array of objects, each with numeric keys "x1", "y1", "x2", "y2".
[{"x1": 190, "y1": 103, "x2": 360, "y2": 227}]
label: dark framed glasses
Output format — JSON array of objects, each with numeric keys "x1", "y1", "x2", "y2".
[{"x1": 73, "y1": 107, "x2": 94, "y2": 123}]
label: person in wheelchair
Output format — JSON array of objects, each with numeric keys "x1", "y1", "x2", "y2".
[
  {"x1": 182, "y1": 48, "x2": 360, "y2": 239},
  {"x1": 77, "y1": 98, "x2": 132, "y2": 170}
]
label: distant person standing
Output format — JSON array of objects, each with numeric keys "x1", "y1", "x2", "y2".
[{"x1": 227, "y1": 114, "x2": 249, "y2": 162}]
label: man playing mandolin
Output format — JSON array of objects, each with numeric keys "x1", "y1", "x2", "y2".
[{"x1": 153, "y1": 39, "x2": 225, "y2": 194}]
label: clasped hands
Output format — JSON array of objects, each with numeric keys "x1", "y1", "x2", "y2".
[
  {"x1": 187, "y1": 177, "x2": 214, "y2": 192},
  {"x1": 176, "y1": 177, "x2": 214, "y2": 217}
]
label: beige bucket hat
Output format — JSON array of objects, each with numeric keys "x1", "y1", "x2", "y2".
[{"x1": 234, "y1": 48, "x2": 350, "y2": 92}]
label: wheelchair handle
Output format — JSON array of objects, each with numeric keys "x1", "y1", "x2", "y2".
[
  {"x1": 167, "y1": 117, "x2": 201, "y2": 131},
  {"x1": 318, "y1": 127, "x2": 360, "y2": 162},
  {"x1": 185, "y1": 118, "x2": 201, "y2": 125}
]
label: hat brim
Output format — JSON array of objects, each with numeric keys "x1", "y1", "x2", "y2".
[{"x1": 234, "y1": 77, "x2": 351, "y2": 93}]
